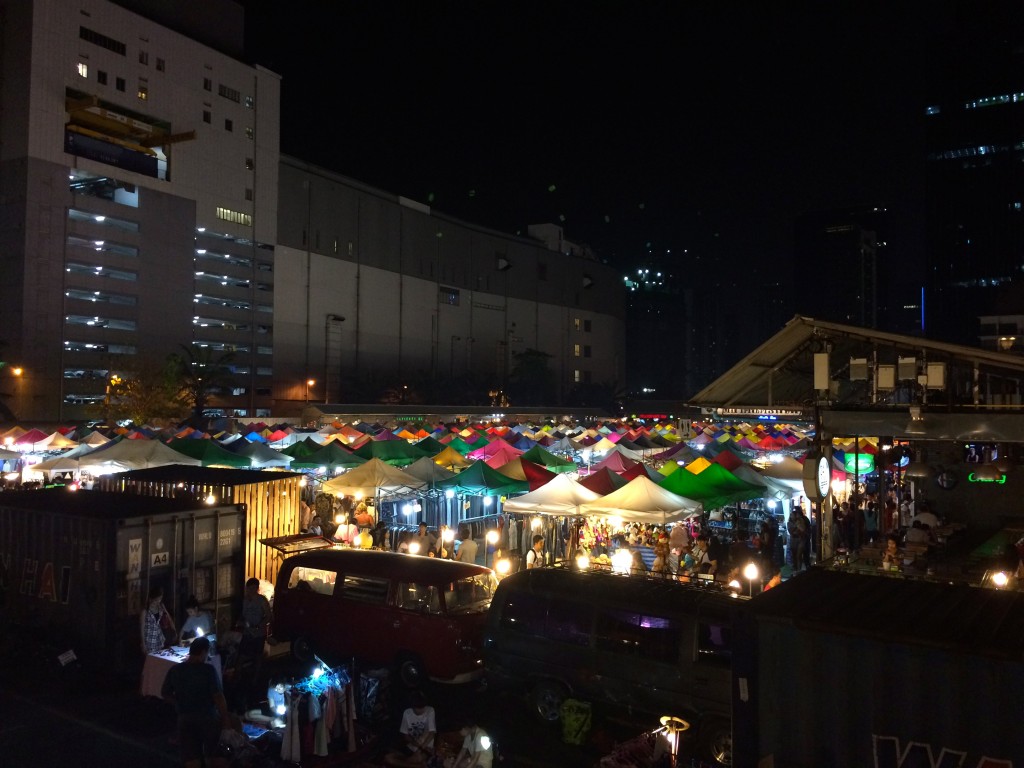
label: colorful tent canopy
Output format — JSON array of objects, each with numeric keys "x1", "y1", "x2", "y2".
[
  {"x1": 493, "y1": 458, "x2": 558, "y2": 491},
  {"x1": 660, "y1": 461, "x2": 765, "y2": 510},
  {"x1": 291, "y1": 441, "x2": 367, "y2": 470},
  {"x1": 167, "y1": 438, "x2": 253, "y2": 468},
  {"x1": 77, "y1": 438, "x2": 203, "y2": 472},
  {"x1": 233, "y1": 441, "x2": 295, "y2": 468},
  {"x1": 519, "y1": 445, "x2": 577, "y2": 474},
  {"x1": 436, "y1": 461, "x2": 529, "y2": 496},
  {"x1": 432, "y1": 445, "x2": 474, "y2": 470},
  {"x1": 403, "y1": 456, "x2": 457, "y2": 485},
  {"x1": 353, "y1": 439, "x2": 431, "y2": 467},
  {"x1": 619, "y1": 462, "x2": 665, "y2": 483}
]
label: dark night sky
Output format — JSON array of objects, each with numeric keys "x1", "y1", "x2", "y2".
[{"x1": 243, "y1": 2, "x2": 958, "y2": 275}]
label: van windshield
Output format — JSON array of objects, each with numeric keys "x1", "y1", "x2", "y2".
[{"x1": 443, "y1": 573, "x2": 499, "y2": 613}]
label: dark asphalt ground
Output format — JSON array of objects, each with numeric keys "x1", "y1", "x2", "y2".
[{"x1": 0, "y1": 628, "x2": 702, "y2": 768}]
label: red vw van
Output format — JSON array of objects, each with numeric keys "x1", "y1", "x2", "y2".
[{"x1": 269, "y1": 547, "x2": 497, "y2": 685}]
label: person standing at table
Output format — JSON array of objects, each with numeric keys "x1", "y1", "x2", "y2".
[
  {"x1": 454, "y1": 525, "x2": 478, "y2": 565},
  {"x1": 161, "y1": 636, "x2": 231, "y2": 768},
  {"x1": 238, "y1": 578, "x2": 271, "y2": 659},
  {"x1": 141, "y1": 585, "x2": 174, "y2": 655}
]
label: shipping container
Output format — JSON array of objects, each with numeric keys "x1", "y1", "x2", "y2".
[
  {"x1": 733, "y1": 568, "x2": 1024, "y2": 767},
  {"x1": 96, "y1": 465, "x2": 303, "y2": 585},
  {"x1": 0, "y1": 488, "x2": 245, "y2": 671}
]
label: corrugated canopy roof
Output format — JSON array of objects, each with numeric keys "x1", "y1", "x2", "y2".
[{"x1": 688, "y1": 315, "x2": 1024, "y2": 413}]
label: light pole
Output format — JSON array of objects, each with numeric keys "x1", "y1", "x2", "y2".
[{"x1": 305, "y1": 378, "x2": 315, "y2": 404}]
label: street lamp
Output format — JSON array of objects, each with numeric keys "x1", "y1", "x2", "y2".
[{"x1": 305, "y1": 378, "x2": 315, "y2": 403}]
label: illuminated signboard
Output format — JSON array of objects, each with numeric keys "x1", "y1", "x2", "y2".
[
  {"x1": 968, "y1": 472, "x2": 1006, "y2": 484},
  {"x1": 843, "y1": 454, "x2": 875, "y2": 475}
]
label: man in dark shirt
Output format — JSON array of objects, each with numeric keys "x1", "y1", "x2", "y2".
[{"x1": 162, "y1": 636, "x2": 230, "y2": 768}]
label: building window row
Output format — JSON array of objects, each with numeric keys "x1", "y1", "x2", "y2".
[
  {"x1": 67, "y1": 234, "x2": 138, "y2": 257},
  {"x1": 64, "y1": 368, "x2": 110, "y2": 381},
  {"x1": 573, "y1": 317, "x2": 592, "y2": 332},
  {"x1": 439, "y1": 286, "x2": 460, "y2": 306},
  {"x1": 218, "y1": 83, "x2": 241, "y2": 103},
  {"x1": 68, "y1": 208, "x2": 140, "y2": 233},
  {"x1": 80, "y1": 26, "x2": 126, "y2": 56},
  {"x1": 66, "y1": 314, "x2": 137, "y2": 331},
  {"x1": 194, "y1": 294, "x2": 251, "y2": 311},
  {"x1": 66, "y1": 261, "x2": 137, "y2": 282},
  {"x1": 963, "y1": 92, "x2": 1024, "y2": 110},
  {"x1": 573, "y1": 344, "x2": 592, "y2": 358},
  {"x1": 193, "y1": 341, "x2": 249, "y2": 353},
  {"x1": 195, "y1": 249, "x2": 252, "y2": 268},
  {"x1": 195, "y1": 271, "x2": 250, "y2": 289},
  {"x1": 64, "y1": 340, "x2": 137, "y2": 354},
  {"x1": 193, "y1": 316, "x2": 250, "y2": 331},
  {"x1": 66, "y1": 287, "x2": 137, "y2": 306},
  {"x1": 69, "y1": 171, "x2": 140, "y2": 207},
  {"x1": 216, "y1": 207, "x2": 252, "y2": 226}
]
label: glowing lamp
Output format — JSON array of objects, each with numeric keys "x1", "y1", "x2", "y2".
[
  {"x1": 612, "y1": 549, "x2": 632, "y2": 574},
  {"x1": 311, "y1": 667, "x2": 323, "y2": 679},
  {"x1": 205, "y1": 494, "x2": 217, "y2": 505},
  {"x1": 195, "y1": 627, "x2": 204, "y2": 637},
  {"x1": 992, "y1": 571, "x2": 1009, "y2": 588},
  {"x1": 486, "y1": 530, "x2": 499, "y2": 546},
  {"x1": 728, "y1": 579, "x2": 742, "y2": 591},
  {"x1": 576, "y1": 554, "x2": 590, "y2": 570},
  {"x1": 531, "y1": 516, "x2": 542, "y2": 530},
  {"x1": 480, "y1": 736, "x2": 492, "y2": 751},
  {"x1": 442, "y1": 528, "x2": 455, "y2": 542},
  {"x1": 843, "y1": 453, "x2": 875, "y2": 475},
  {"x1": 445, "y1": 489, "x2": 455, "y2": 499},
  {"x1": 495, "y1": 558, "x2": 511, "y2": 575},
  {"x1": 483, "y1": 496, "x2": 493, "y2": 507},
  {"x1": 742, "y1": 562, "x2": 760, "y2": 582},
  {"x1": 409, "y1": 542, "x2": 421, "y2": 555}
]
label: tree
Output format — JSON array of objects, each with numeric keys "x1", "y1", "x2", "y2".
[
  {"x1": 167, "y1": 345, "x2": 237, "y2": 424},
  {"x1": 87, "y1": 357, "x2": 189, "y2": 426},
  {"x1": 507, "y1": 348, "x2": 557, "y2": 406}
]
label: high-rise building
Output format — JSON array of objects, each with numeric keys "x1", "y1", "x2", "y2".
[
  {"x1": 0, "y1": 0, "x2": 625, "y2": 422},
  {"x1": 924, "y1": 2, "x2": 1024, "y2": 345}
]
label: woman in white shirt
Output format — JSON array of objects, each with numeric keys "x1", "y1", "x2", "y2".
[{"x1": 448, "y1": 721, "x2": 493, "y2": 768}]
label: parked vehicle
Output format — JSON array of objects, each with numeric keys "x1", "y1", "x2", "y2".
[
  {"x1": 733, "y1": 567, "x2": 1024, "y2": 767},
  {"x1": 268, "y1": 546, "x2": 497, "y2": 685},
  {"x1": 482, "y1": 566, "x2": 739, "y2": 766}
]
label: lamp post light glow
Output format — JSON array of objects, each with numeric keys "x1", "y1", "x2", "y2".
[
  {"x1": 408, "y1": 542, "x2": 421, "y2": 555},
  {"x1": 305, "y1": 378, "x2": 315, "y2": 403},
  {"x1": 659, "y1": 715, "x2": 690, "y2": 768},
  {"x1": 992, "y1": 571, "x2": 1009, "y2": 588},
  {"x1": 743, "y1": 561, "x2": 760, "y2": 597},
  {"x1": 486, "y1": 529, "x2": 499, "y2": 569}
]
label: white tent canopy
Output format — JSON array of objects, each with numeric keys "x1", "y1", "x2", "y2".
[
  {"x1": 321, "y1": 457, "x2": 426, "y2": 498},
  {"x1": 502, "y1": 473, "x2": 602, "y2": 516},
  {"x1": 580, "y1": 475, "x2": 699, "y2": 523},
  {"x1": 758, "y1": 456, "x2": 806, "y2": 492},
  {"x1": 234, "y1": 441, "x2": 294, "y2": 468}
]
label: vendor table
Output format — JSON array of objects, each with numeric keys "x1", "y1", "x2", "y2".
[{"x1": 140, "y1": 643, "x2": 222, "y2": 698}]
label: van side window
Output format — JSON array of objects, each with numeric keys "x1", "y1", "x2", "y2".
[
  {"x1": 398, "y1": 582, "x2": 443, "y2": 614},
  {"x1": 287, "y1": 566, "x2": 337, "y2": 596},
  {"x1": 595, "y1": 610, "x2": 682, "y2": 664},
  {"x1": 340, "y1": 574, "x2": 389, "y2": 604},
  {"x1": 697, "y1": 621, "x2": 732, "y2": 666},
  {"x1": 499, "y1": 594, "x2": 590, "y2": 646}
]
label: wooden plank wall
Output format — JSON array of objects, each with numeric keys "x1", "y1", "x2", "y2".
[{"x1": 233, "y1": 475, "x2": 301, "y2": 585}]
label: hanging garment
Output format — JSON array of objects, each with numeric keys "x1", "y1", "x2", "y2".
[{"x1": 282, "y1": 697, "x2": 302, "y2": 763}]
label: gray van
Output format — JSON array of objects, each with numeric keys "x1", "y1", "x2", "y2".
[{"x1": 482, "y1": 567, "x2": 737, "y2": 766}]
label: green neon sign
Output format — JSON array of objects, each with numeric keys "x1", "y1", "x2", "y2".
[{"x1": 968, "y1": 472, "x2": 1006, "y2": 484}]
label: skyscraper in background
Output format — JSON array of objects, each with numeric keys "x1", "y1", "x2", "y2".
[{"x1": 924, "y1": 1, "x2": 1024, "y2": 345}]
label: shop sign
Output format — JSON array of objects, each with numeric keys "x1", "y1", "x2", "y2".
[
  {"x1": 968, "y1": 472, "x2": 1006, "y2": 484},
  {"x1": 151, "y1": 551, "x2": 169, "y2": 567},
  {"x1": 843, "y1": 454, "x2": 875, "y2": 475},
  {"x1": 874, "y1": 733, "x2": 1013, "y2": 767}
]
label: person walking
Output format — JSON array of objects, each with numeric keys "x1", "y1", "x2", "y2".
[
  {"x1": 525, "y1": 535, "x2": 545, "y2": 569},
  {"x1": 161, "y1": 636, "x2": 231, "y2": 768},
  {"x1": 787, "y1": 507, "x2": 809, "y2": 572}
]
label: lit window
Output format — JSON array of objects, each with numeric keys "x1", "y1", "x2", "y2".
[
  {"x1": 245, "y1": 126, "x2": 254, "y2": 139},
  {"x1": 574, "y1": 317, "x2": 582, "y2": 331},
  {"x1": 78, "y1": 62, "x2": 89, "y2": 78},
  {"x1": 137, "y1": 84, "x2": 148, "y2": 100},
  {"x1": 215, "y1": 207, "x2": 252, "y2": 226},
  {"x1": 574, "y1": 369, "x2": 582, "y2": 383},
  {"x1": 574, "y1": 344, "x2": 581, "y2": 357},
  {"x1": 245, "y1": 157, "x2": 254, "y2": 170},
  {"x1": 244, "y1": 95, "x2": 254, "y2": 109}
]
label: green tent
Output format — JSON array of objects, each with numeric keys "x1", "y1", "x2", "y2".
[
  {"x1": 413, "y1": 435, "x2": 446, "y2": 457},
  {"x1": 436, "y1": 460, "x2": 529, "y2": 496},
  {"x1": 519, "y1": 445, "x2": 577, "y2": 474},
  {"x1": 167, "y1": 438, "x2": 253, "y2": 468},
  {"x1": 280, "y1": 437, "x2": 324, "y2": 458},
  {"x1": 352, "y1": 439, "x2": 431, "y2": 467},
  {"x1": 660, "y1": 461, "x2": 765, "y2": 511},
  {"x1": 444, "y1": 436, "x2": 483, "y2": 455},
  {"x1": 290, "y1": 441, "x2": 367, "y2": 470}
]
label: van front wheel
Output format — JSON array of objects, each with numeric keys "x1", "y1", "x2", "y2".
[
  {"x1": 531, "y1": 680, "x2": 568, "y2": 722},
  {"x1": 291, "y1": 635, "x2": 314, "y2": 663},
  {"x1": 395, "y1": 653, "x2": 425, "y2": 688},
  {"x1": 699, "y1": 718, "x2": 732, "y2": 767}
]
